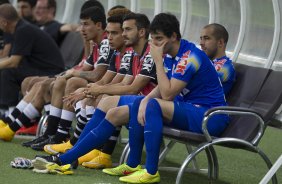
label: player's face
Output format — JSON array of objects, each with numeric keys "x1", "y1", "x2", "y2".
[
  {"x1": 0, "y1": 17, "x2": 8, "y2": 32},
  {"x1": 150, "y1": 31, "x2": 173, "y2": 54},
  {"x1": 80, "y1": 18, "x2": 98, "y2": 41},
  {"x1": 17, "y1": 1, "x2": 33, "y2": 19},
  {"x1": 106, "y1": 22, "x2": 124, "y2": 51},
  {"x1": 200, "y1": 27, "x2": 219, "y2": 60},
  {"x1": 122, "y1": 19, "x2": 139, "y2": 47}
]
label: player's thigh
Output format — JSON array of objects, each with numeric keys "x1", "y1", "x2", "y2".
[{"x1": 154, "y1": 98, "x2": 175, "y2": 123}]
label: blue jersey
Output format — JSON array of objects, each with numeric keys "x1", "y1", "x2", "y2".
[
  {"x1": 163, "y1": 39, "x2": 226, "y2": 107},
  {"x1": 212, "y1": 56, "x2": 236, "y2": 95}
]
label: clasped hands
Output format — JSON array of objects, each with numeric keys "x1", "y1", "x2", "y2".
[{"x1": 62, "y1": 83, "x2": 101, "y2": 107}]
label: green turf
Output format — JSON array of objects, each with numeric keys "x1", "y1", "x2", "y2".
[{"x1": 0, "y1": 127, "x2": 281, "y2": 184}]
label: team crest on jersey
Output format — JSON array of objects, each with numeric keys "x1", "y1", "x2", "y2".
[{"x1": 142, "y1": 55, "x2": 154, "y2": 72}]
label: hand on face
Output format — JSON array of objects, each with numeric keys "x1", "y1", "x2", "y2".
[{"x1": 149, "y1": 40, "x2": 167, "y2": 64}]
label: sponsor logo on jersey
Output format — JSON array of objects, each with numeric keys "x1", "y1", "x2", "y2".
[
  {"x1": 175, "y1": 50, "x2": 199, "y2": 75},
  {"x1": 142, "y1": 55, "x2": 154, "y2": 72},
  {"x1": 120, "y1": 52, "x2": 132, "y2": 72},
  {"x1": 214, "y1": 58, "x2": 227, "y2": 71}
]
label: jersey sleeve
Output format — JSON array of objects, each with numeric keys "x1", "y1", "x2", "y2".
[
  {"x1": 84, "y1": 51, "x2": 94, "y2": 67},
  {"x1": 172, "y1": 52, "x2": 201, "y2": 83},
  {"x1": 118, "y1": 51, "x2": 132, "y2": 75},
  {"x1": 216, "y1": 60, "x2": 235, "y2": 83},
  {"x1": 138, "y1": 53, "x2": 156, "y2": 80},
  {"x1": 3, "y1": 33, "x2": 13, "y2": 45},
  {"x1": 96, "y1": 39, "x2": 111, "y2": 66},
  {"x1": 107, "y1": 52, "x2": 117, "y2": 73},
  {"x1": 215, "y1": 59, "x2": 236, "y2": 95}
]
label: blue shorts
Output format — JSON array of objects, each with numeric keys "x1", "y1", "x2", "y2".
[
  {"x1": 118, "y1": 95, "x2": 144, "y2": 106},
  {"x1": 118, "y1": 95, "x2": 144, "y2": 129},
  {"x1": 170, "y1": 101, "x2": 229, "y2": 137}
]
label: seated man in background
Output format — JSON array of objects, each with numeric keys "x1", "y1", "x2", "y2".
[
  {"x1": 17, "y1": 0, "x2": 37, "y2": 24},
  {"x1": 0, "y1": 4, "x2": 64, "y2": 141},
  {"x1": 200, "y1": 23, "x2": 235, "y2": 95},
  {"x1": 34, "y1": 0, "x2": 79, "y2": 46},
  {"x1": 0, "y1": 0, "x2": 11, "y2": 118}
]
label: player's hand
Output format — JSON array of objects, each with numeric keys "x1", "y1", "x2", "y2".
[
  {"x1": 63, "y1": 88, "x2": 87, "y2": 107},
  {"x1": 137, "y1": 98, "x2": 149, "y2": 126},
  {"x1": 62, "y1": 69, "x2": 75, "y2": 79},
  {"x1": 149, "y1": 40, "x2": 167, "y2": 65},
  {"x1": 84, "y1": 83, "x2": 100, "y2": 98}
]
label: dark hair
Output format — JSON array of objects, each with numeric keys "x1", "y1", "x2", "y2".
[
  {"x1": 45, "y1": 0, "x2": 56, "y2": 16},
  {"x1": 80, "y1": 0, "x2": 104, "y2": 13},
  {"x1": 123, "y1": 12, "x2": 150, "y2": 39},
  {"x1": 150, "y1": 13, "x2": 181, "y2": 40},
  {"x1": 204, "y1": 23, "x2": 229, "y2": 44},
  {"x1": 17, "y1": 0, "x2": 37, "y2": 8},
  {"x1": 0, "y1": 0, "x2": 9, "y2": 5},
  {"x1": 108, "y1": 7, "x2": 130, "y2": 17},
  {"x1": 80, "y1": 6, "x2": 106, "y2": 30},
  {"x1": 0, "y1": 4, "x2": 19, "y2": 21},
  {"x1": 107, "y1": 7, "x2": 131, "y2": 29},
  {"x1": 109, "y1": 5, "x2": 126, "y2": 11}
]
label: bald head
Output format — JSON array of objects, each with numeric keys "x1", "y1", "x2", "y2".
[{"x1": 0, "y1": 4, "x2": 19, "y2": 22}]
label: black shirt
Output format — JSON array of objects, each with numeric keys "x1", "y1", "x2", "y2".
[
  {"x1": 0, "y1": 30, "x2": 4, "y2": 50},
  {"x1": 10, "y1": 19, "x2": 64, "y2": 73},
  {"x1": 38, "y1": 20, "x2": 66, "y2": 46}
]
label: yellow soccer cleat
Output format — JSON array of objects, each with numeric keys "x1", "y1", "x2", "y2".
[
  {"x1": 102, "y1": 163, "x2": 142, "y2": 176},
  {"x1": 44, "y1": 140, "x2": 73, "y2": 154},
  {"x1": 82, "y1": 151, "x2": 112, "y2": 169},
  {"x1": 0, "y1": 125, "x2": 15, "y2": 141},
  {"x1": 119, "y1": 169, "x2": 160, "y2": 183},
  {"x1": 78, "y1": 149, "x2": 100, "y2": 165},
  {"x1": 0, "y1": 119, "x2": 7, "y2": 128}
]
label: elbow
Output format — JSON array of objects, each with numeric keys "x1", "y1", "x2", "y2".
[
  {"x1": 128, "y1": 89, "x2": 139, "y2": 95},
  {"x1": 161, "y1": 92, "x2": 175, "y2": 101},
  {"x1": 162, "y1": 96, "x2": 174, "y2": 101},
  {"x1": 10, "y1": 62, "x2": 19, "y2": 68},
  {"x1": 127, "y1": 87, "x2": 141, "y2": 95}
]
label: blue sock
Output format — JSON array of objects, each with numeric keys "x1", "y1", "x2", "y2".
[
  {"x1": 59, "y1": 118, "x2": 116, "y2": 165},
  {"x1": 144, "y1": 99, "x2": 163, "y2": 175},
  {"x1": 75, "y1": 108, "x2": 106, "y2": 145},
  {"x1": 126, "y1": 97, "x2": 144, "y2": 168}
]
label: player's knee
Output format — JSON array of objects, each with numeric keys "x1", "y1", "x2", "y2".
[
  {"x1": 66, "y1": 77, "x2": 87, "y2": 91},
  {"x1": 98, "y1": 96, "x2": 119, "y2": 111},
  {"x1": 147, "y1": 98, "x2": 160, "y2": 108},
  {"x1": 146, "y1": 98, "x2": 161, "y2": 115},
  {"x1": 105, "y1": 107, "x2": 124, "y2": 126},
  {"x1": 53, "y1": 77, "x2": 67, "y2": 91}
]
